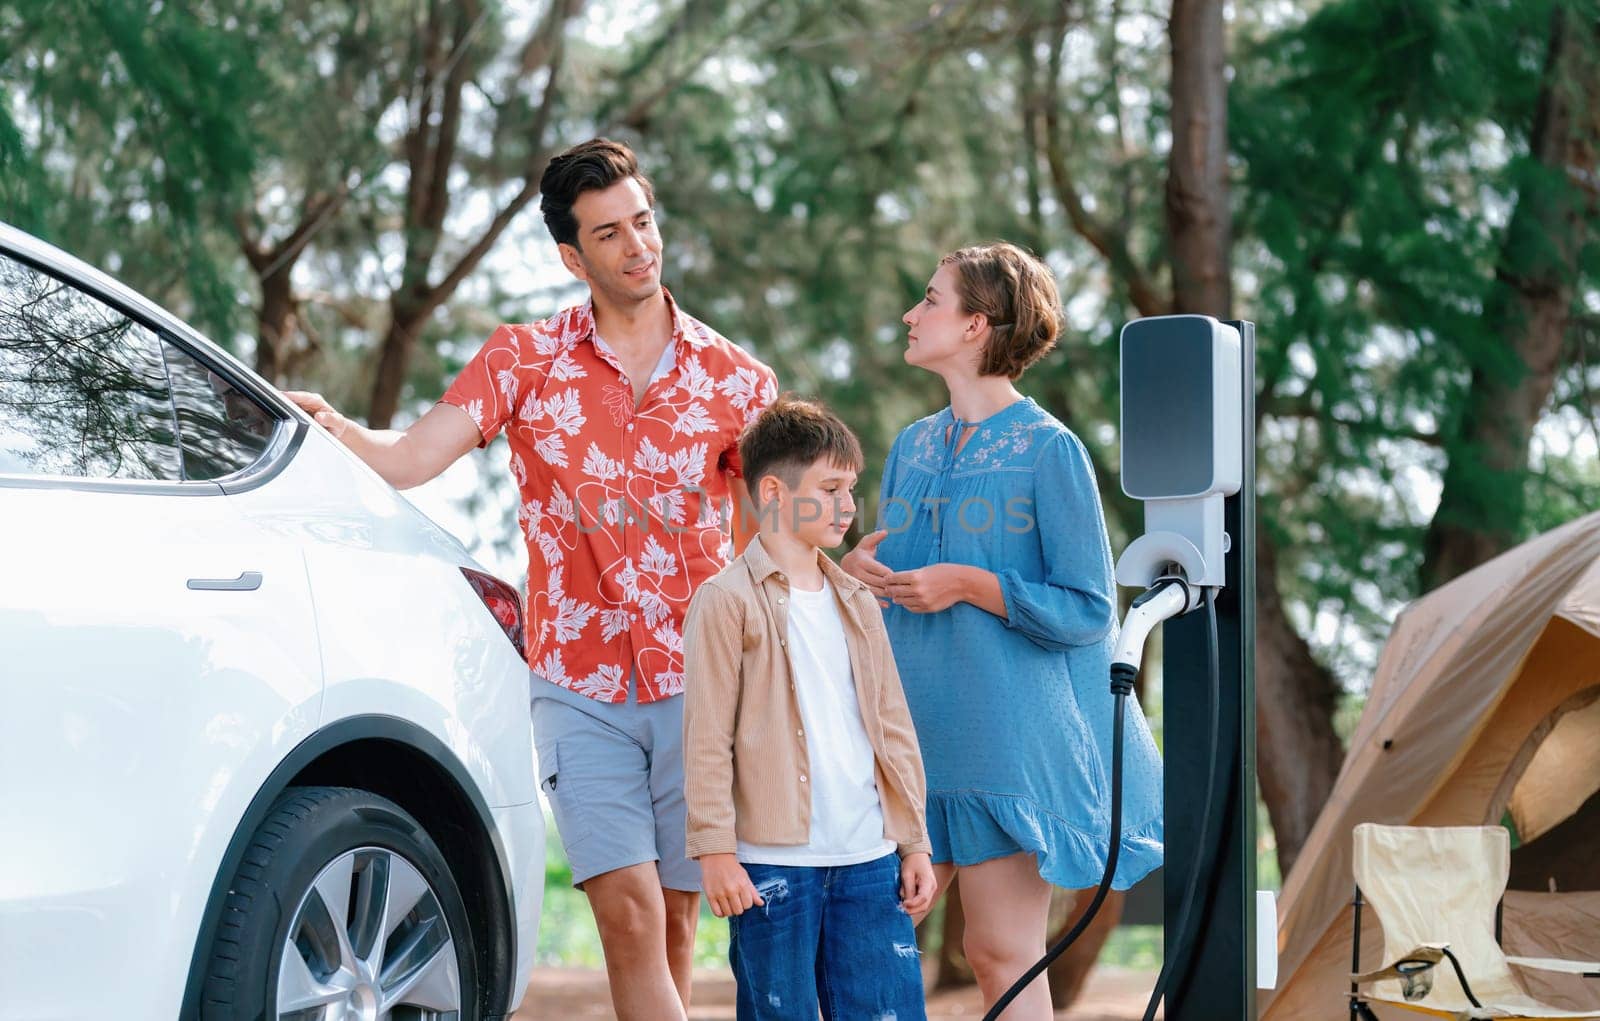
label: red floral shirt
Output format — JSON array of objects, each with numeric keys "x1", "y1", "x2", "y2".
[{"x1": 441, "y1": 292, "x2": 778, "y2": 703}]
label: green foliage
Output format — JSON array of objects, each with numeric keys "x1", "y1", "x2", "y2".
[
  {"x1": 1231, "y1": 0, "x2": 1596, "y2": 676},
  {"x1": 0, "y1": 0, "x2": 265, "y2": 338},
  {"x1": 1099, "y1": 924, "x2": 1163, "y2": 970},
  {"x1": 1502, "y1": 808, "x2": 1521, "y2": 850},
  {"x1": 3, "y1": 0, "x2": 1597, "y2": 743}
]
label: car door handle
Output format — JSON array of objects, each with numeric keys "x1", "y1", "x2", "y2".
[{"x1": 187, "y1": 571, "x2": 263, "y2": 592}]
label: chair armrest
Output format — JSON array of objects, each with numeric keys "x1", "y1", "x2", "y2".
[
  {"x1": 1353, "y1": 944, "x2": 1483, "y2": 1006},
  {"x1": 1505, "y1": 955, "x2": 1600, "y2": 978},
  {"x1": 1352, "y1": 943, "x2": 1449, "y2": 985}
]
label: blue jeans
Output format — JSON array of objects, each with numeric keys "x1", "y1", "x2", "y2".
[{"x1": 728, "y1": 854, "x2": 927, "y2": 1021}]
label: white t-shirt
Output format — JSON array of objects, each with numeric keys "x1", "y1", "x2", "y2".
[{"x1": 738, "y1": 577, "x2": 896, "y2": 867}]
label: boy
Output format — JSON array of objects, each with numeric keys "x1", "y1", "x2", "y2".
[{"x1": 683, "y1": 395, "x2": 936, "y2": 1020}]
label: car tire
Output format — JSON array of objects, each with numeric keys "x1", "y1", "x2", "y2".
[{"x1": 200, "y1": 785, "x2": 479, "y2": 1020}]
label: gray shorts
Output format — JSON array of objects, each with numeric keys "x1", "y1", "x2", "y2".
[{"x1": 531, "y1": 671, "x2": 701, "y2": 892}]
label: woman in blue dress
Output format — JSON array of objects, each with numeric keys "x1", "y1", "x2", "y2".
[{"x1": 842, "y1": 243, "x2": 1162, "y2": 1018}]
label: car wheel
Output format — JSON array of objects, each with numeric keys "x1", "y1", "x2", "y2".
[{"x1": 201, "y1": 786, "x2": 478, "y2": 1020}]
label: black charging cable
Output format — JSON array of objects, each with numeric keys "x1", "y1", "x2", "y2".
[
  {"x1": 1140, "y1": 586, "x2": 1220, "y2": 1020},
  {"x1": 978, "y1": 666, "x2": 1132, "y2": 1020},
  {"x1": 980, "y1": 584, "x2": 1221, "y2": 1021}
]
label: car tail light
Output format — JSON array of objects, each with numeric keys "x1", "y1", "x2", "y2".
[{"x1": 461, "y1": 567, "x2": 526, "y2": 659}]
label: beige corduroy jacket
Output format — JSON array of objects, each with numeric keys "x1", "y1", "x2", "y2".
[{"x1": 681, "y1": 533, "x2": 931, "y2": 860}]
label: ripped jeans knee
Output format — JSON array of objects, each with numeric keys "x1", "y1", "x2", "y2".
[{"x1": 728, "y1": 855, "x2": 927, "y2": 1021}]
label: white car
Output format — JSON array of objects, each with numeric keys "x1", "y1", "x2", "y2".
[{"x1": 0, "y1": 222, "x2": 543, "y2": 1021}]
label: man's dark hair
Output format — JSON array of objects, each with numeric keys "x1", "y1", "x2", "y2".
[
  {"x1": 539, "y1": 138, "x2": 655, "y2": 249},
  {"x1": 739, "y1": 394, "x2": 864, "y2": 505}
]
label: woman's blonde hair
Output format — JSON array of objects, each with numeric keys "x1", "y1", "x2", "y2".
[{"x1": 939, "y1": 242, "x2": 1063, "y2": 379}]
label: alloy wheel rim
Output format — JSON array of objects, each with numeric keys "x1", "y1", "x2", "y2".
[{"x1": 275, "y1": 846, "x2": 461, "y2": 1020}]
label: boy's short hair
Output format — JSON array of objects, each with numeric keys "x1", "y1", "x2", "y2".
[{"x1": 739, "y1": 394, "x2": 864, "y2": 503}]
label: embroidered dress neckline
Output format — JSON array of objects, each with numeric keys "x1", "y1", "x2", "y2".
[
  {"x1": 943, "y1": 396, "x2": 1034, "y2": 458},
  {"x1": 946, "y1": 395, "x2": 1032, "y2": 429}
]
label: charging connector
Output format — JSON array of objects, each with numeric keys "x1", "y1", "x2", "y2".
[{"x1": 1111, "y1": 575, "x2": 1197, "y2": 681}]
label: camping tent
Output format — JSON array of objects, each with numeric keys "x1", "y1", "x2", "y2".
[{"x1": 1263, "y1": 511, "x2": 1600, "y2": 1019}]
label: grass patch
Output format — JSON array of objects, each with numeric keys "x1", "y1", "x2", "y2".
[{"x1": 535, "y1": 818, "x2": 733, "y2": 968}]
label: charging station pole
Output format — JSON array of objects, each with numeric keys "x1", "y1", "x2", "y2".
[{"x1": 1160, "y1": 320, "x2": 1256, "y2": 1019}]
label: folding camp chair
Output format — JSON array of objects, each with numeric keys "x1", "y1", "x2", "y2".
[{"x1": 1348, "y1": 823, "x2": 1600, "y2": 1020}]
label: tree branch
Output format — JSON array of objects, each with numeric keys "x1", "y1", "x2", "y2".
[
  {"x1": 606, "y1": 0, "x2": 781, "y2": 132},
  {"x1": 233, "y1": 209, "x2": 265, "y2": 271},
  {"x1": 1259, "y1": 392, "x2": 1443, "y2": 447},
  {"x1": 260, "y1": 187, "x2": 349, "y2": 279},
  {"x1": 403, "y1": 0, "x2": 588, "y2": 321},
  {"x1": 420, "y1": 1, "x2": 480, "y2": 236},
  {"x1": 524, "y1": 0, "x2": 584, "y2": 150},
  {"x1": 1421, "y1": 4, "x2": 1600, "y2": 588},
  {"x1": 1042, "y1": 11, "x2": 1169, "y2": 317},
  {"x1": 418, "y1": 0, "x2": 750, "y2": 319},
  {"x1": 404, "y1": 2, "x2": 445, "y2": 230}
]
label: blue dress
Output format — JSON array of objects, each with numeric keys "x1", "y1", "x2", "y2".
[{"x1": 876, "y1": 397, "x2": 1163, "y2": 890}]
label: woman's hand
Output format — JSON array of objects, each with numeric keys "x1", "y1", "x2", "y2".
[
  {"x1": 841, "y1": 529, "x2": 893, "y2": 607},
  {"x1": 700, "y1": 853, "x2": 765, "y2": 918},
  {"x1": 899, "y1": 852, "x2": 937, "y2": 915},
  {"x1": 885, "y1": 564, "x2": 971, "y2": 613}
]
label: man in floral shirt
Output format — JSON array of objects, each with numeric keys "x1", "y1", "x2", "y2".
[{"x1": 288, "y1": 138, "x2": 777, "y2": 1019}]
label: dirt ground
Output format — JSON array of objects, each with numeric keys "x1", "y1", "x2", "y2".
[{"x1": 511, "y1": 964, "x2": 1158, "y2": 1019}]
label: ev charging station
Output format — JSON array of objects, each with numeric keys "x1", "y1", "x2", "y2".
[
  {"x1": 985, "y1": 315, "x2": 1264, "y2": 1021},
  {"x1": 1118, "y1": 315, "x2": 1260, "y2": 1020}
]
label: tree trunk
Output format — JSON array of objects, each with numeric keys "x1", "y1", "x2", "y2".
[
  {"x1": 253, "y1": 261, "x2": 297, "y2": 386},
  {"x1": 1046, "y1": 888, "x2": 1125, "y2": 1007},
  {"x1": 368, "y1": 299, "x2": 427, "y2": 430},
  {"x1": 932, "y1": 876, "x2": 975, "y2": 989},
  {"x1": 1252, "y1": 531, "x2": 1346, "y2": 874},
  {"x1": 360, "y1": 0, "x2": 738, "y2": 428},
  {"x1": 1420, "y1": 6, "x2": 1600, "y2": 591},
  {"x1": 1166, "y1": 0, "x2": 1233, "y2": 317},
  {"x1": 1164, "y1": 0, "x2": 1345, "y2": 879},
  {"x1": 1042, "y1": 9, "x2": 1168, "y2": 319},
  {"x1": 238, "y1": 189, "x2": 346, "y2": 390},
  {"x1": 365, "y1": 0, "x2": 466, "y2": 430}
]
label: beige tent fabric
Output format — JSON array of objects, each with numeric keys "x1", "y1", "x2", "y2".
[
  {"x1": 1509, "y1": 697, "x2": 1600, "y2": 846},
  {"x1": 1263, "y1": 511, "x2": 1600, "y2": 1020},
  {"x1": 1503, "y1": 892, "x2": 1600, "y2": 1011},
  {"x1": 1556, "y1": 555, "x2": 1600, "y2": 640}
]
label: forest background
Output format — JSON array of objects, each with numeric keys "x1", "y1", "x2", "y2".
[{"x1": 6, "y1": 0, "x2": 1598, "y2": 1001}]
